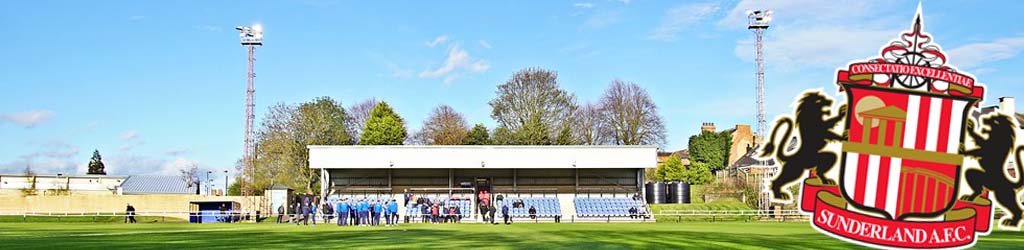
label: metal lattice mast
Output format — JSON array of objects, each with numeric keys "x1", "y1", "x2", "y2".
[
  {"x1": 748, "y1": 10, "x2": 772, "y2": 211},
  {"x1": 244, "y1": 45, "x2": 255, "y2": 196},
  {"x1": 748, "y1": 10, "x2": 771, "y2": 146},
  {"x1": 236, "y1": 24, "x2": 262, "y2": 211}
]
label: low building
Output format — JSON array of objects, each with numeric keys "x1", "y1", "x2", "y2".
[
  {"x1": 0, "y1": 174, "x2": 126, "y2": 195},
  {"x1": 308, "y1": 145, "x2": 657, "y2": 221},
  {"x1": 120, "y1": 175, "x2": 199, "y2": 195}
]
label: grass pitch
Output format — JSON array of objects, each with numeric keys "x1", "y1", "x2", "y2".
[{"x1": 1, "y1": 221, "x2": 1023, "y2": 249}]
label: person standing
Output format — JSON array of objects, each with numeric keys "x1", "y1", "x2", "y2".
[
  {"x1": 502, "y1": 204, "x2": 511, "y2": 225},
  {"x1": 359, "y1": 199, "x2": 370, "y2": 226},
  {"x1": 125, "y1": 204, "x2": 137, "y2": 224},
  {"x1": 337, "y1": 199, "x2": 349, "y2": 226},
  {"x1": 300, "y1": 195, "x2": 311, "y2": 226},
  {"x1": 488, "y1": 205, "x2": 497, "y2": 225},
  {"x1": 420, "y1": 203, "x2": 429, "y2": 223},
  {"x1": 388, "y1": 199, "x2": 399, "y2": 226},
  {"x1": 311, "y1": 202, "x2": 319, "y2": 226},
  {"x1": 323, "y1": 201, "x2": 333, "y2": 224},
  {"x1": 277, "y1": 205, "x2": 285, "y2": 223},
  {"x1": 372, "y1": 201, "x2": 383, "y2": 226},
  {"x1": 430, "y1": 203, "x2": 440, "y2": 224},
  {"x1": 349, "y1": 199, "x2": 357, "y2": 226}
]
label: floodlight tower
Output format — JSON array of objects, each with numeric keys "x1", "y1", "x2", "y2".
[
  {"x1": 748, "y1": 10, "x2": 770, "y2": 145},
  {"x1": 236, "y1": 24, "x2": 262, "y2": 199},
  {"x1": 748, "y1": 10, "x2": 773, "y2": 212}
]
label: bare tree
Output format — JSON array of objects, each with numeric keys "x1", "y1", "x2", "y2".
[
  {"x1": 179, "y1": 163, "x2": 200, "y2": 194},
  {"x1": 598, "y1": 80, "x2": 667, "y2": 146},
  {"x1": 489, "y1": 67, "x2": 577, "y2": 144},
  {"x1": 575, "y1": 102, "x2": 611, "y2": 145},
  {"x1": 347, "y1": 97, "x2": 378, "y2": 140},
  {"x1": 416, "y1": 105, "x2": 470, "y2": 145}
]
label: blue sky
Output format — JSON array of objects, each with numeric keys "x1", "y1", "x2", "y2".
[{"x1": 2, "y1": 1, "x2": 1023, "y2": 183}]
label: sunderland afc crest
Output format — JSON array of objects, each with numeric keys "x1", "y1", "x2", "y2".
[{"x1": 759, "y1": 6, "x2": 1024, "y2": 249}]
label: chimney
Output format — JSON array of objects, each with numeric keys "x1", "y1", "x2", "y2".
[
  {"x1": 701, "y1": 122, "x2": 716, "y2": 133},
  {"x1": 999, "y1": 97, "x2": 1015, "y2": 116}
]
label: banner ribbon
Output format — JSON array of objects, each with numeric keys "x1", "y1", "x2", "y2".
[{"x1": 800, "y1": 180, "x2": 991, "y2": 248}]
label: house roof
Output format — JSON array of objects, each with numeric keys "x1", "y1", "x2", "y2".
[
  {"x1": 730, "y1": 148, "x2": 775, "y2": 168},
  {"x1": 268, "y1": 183, "x2": 291, "y2": 190},
  {"x1": 120, "y1": 175, "x2": 194, "y2": 195}
]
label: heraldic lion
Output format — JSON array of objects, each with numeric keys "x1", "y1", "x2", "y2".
[
  {"x1": 960, "y1": 114, "x2": 1024, "y2": 227},
  {"x1": 760, "y1": 92, "x2": 847, "y2": 201}
]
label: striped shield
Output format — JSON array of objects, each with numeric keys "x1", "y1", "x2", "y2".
[{"x1": 839, "y1": 83, "x2": 974, "y2": 220}]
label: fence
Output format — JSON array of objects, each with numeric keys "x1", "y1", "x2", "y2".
[{"x1": 0, "y1": 210, "x2": 809, "y2": 223}]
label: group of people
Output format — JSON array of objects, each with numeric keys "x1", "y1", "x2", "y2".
[
  {"x1": 334, "y1": 197, "x2": 400, "y2": 227},
  {"x1": 416, "y1": 201, "x2": 463, "y2": 224},
  {"x1": 278, "y1": 195, "x2": 400, "y2": 227}
]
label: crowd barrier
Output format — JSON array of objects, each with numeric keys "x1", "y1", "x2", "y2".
[{"x1": 0, "y1": 210, "x2": 809, "y2": 223}]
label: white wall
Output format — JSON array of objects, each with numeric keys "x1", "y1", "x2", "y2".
[
  {"x1": 308, "y1": 146, "x2": 658, "y2": 170},
  {"x1": 0, "y1": 175, "x2": 125, "y2": 193}
]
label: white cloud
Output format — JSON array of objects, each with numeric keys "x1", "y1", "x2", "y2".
[
  {"x1": 648, "y1": 3, "x2": 721, "y2": 41},
  {"x1": 120, "y1": 130, "x2": 140, "y2": 141},
  {"x1": 478, "y1": 40, "x2": 492, "y2": 49},
  {"x1": 164, "y1": 147, "x2": 191, "y2": 157},
  {"x1": 0, "y1": 142, "x2": 81, "y2": 175},
  {"x1": 119, "y1": 130, "x2": 144, "y2": 152},
  {"x1": 1, "y1": 110, "x2": 53, "y2": 128},
  {"x1": 419, "y1": 44, "x2": 490, "y2": 84},
  {"x1": 105, "y1": 155, "x2": 197, "y2": 176},
  {"x1": 425, "y1": 35, "x2": 449, "y2": 48},
  {"x1": 947, "y1": 37, "x2": 1024, "y2": 70},
  {"x1": 574, "y1": 2, "x2": 594, "y2": 8}
]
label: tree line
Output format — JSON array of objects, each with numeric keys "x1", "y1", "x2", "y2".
[{"x1": 243, "y1": 67, "x2": 669, "y2": 194}]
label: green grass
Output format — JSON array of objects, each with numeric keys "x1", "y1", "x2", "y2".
[
  {"x1": 0, "y1": 222, "x2": 1021, "y2": 249},
  {"x1": 650, "y1": 198, "x2": 755, "y2": 222},
  {"x1": 0, "y1": 216, "x2": 187, "y2": 223}
]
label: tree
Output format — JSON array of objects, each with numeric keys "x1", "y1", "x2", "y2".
[
  {"x1": 514, "y1": 115, "x2": 551, "y2": 145},
  {"x1": 682, "y1": 161, "x2": 714, "y2": 185},
  {"x1": 575, "y1": 102, "x2": 610, "y2": 145},
  {"x1": 21, "y1": 165, "x2": 37, "y2": 196},
  {"x1": 555, "y1": 126, "x2": 575, "y2": 145},
  {"x1": 688, "y1": 130, "x2": 733, "y2": 172},
  {"x1": 416, "y1": 105, "x2": 469, "y2": 145},
  {"x1": 599, "y1": 80, "x2": 667, "y2": 146},
  {"x1": 227, "y1": 178, "x2": 241, "y2": 196},
  {"x1": 463, "y1": 124, "x2": 491, "y2": 145},
  {"x1": 489, "y1": 67, "x2": 577, "y2": 145},
  {"x1": 491, "y1": 126, "x2": 515, "y2": 145},
  {"x1": 359, "y1": 101, "x2": 407, "y2": 145},
  {"x1": 655, "y1": 154, "x2": 686, "y2": 181},
  {"x1": 252, "y1": 97, "x2": 354, "y2": 195},
  {"x1": 347, "y1": 98, "x2": 378, "y2": 140},
  {"x1": 179, "y1": 164, "x2": 200, "y2": 195},
  {"x1": 87, "y1": 150, "x2": 106, "y2": 175}
]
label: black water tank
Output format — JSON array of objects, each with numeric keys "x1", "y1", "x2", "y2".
[
  {"x1": 667, "y1": 182, "x2": 691, "y2": 204},
  {"x1": 678, "y1": 182, "x2": 691, "y2": 204},
  {"x1": 645, "y1": 182, "x2": 667, "y2": 204},
  {"x1": 666, "y1": 182, "x2": 679, "y2": 203}
]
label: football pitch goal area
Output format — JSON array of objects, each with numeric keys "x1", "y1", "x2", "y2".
[{"x1": 1, "y1": 222, "x2": 1023, "y2": 249}]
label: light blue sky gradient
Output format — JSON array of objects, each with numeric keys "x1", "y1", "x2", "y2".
[{"x1": 2, "y1": 1, "x2": 1023, "y2": 183}]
